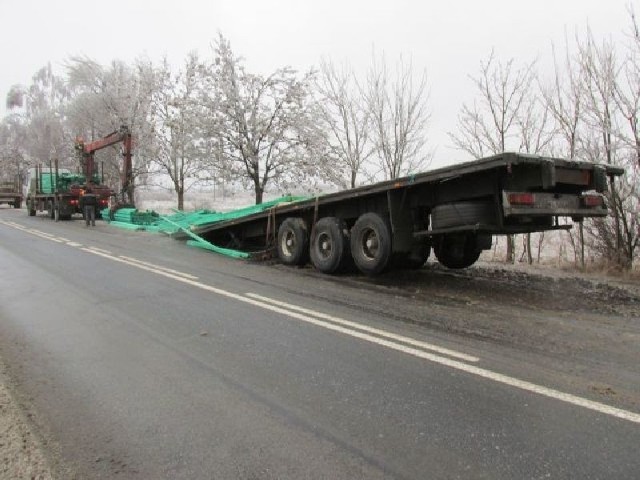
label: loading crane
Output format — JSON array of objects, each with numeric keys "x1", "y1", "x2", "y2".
[{"x1": 75, "y1": 125, "x2": 134, "y2": 206}]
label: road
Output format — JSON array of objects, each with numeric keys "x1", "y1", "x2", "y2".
[{"x1": 1, "y1": 207, "x2": 639, "y2": 479}]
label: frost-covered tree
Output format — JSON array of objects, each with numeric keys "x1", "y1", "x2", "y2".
[
  {"x1": 0, "y1": 114, "x2": 27, "y2": 182},
  {"x1": 19, "y1": 64, "x2": 71, "y2": 169},
  {"x1": 66, "y1": 56, "x2": 155, "y2": 200},
  {"x1": 204, "y1": 34, "x2": 335, "y2": 204},
  {"x1": 148, "y1": 53, "x2": 210, "y2": 210}
]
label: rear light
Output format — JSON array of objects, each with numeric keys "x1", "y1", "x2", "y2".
[
  {"x1": 508, "y1": 193, "x2": 535, "y2": 206},
  {"x1": 582, "y1": 194, "x2": 603, "y2": 207},
  {"x1": 70, "y1": 199, "x2": 78, "y2": 206}
]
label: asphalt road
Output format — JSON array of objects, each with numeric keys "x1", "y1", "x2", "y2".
[{"x1": 1, "y1": 207, "x2": 639, "y2": 479}]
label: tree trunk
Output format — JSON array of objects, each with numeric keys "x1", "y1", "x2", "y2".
[
  {"x1": 506, "y1": 235, "x2": 516, "y2": 263},
  {"x1": 254, "y1": 182, "x2": 263, "y2": 205},
  {"x1": 177, "y1": 186, "x2": 184, "y2": 211},
  {"x1": 526, "y1": 233, "x2": 533, "y2": 264},
  {"x1": 536, "y1": 232, "x2": 545, "y2": 263},
  {"x1": 579, "y1": 222, "x2": 585, "y2": 270}
]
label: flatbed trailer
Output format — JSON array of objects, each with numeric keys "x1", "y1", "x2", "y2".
[{"x1": 190, "y1": 153, "x2": 624, "y2": 274}]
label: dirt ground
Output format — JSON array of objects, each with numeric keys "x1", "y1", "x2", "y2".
[{"x1": 1, "y1": 259, "x2": 638, "y2": 479}]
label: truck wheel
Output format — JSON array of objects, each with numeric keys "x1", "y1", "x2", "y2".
[
  {"x1": 309, "y1": 217, "x2": 349, "y2": 274},
  {"x1": 350, "y1": 213, "x2": 392, "y2": 275},
  {"x1": 13, "y1": 199, "x2": 21, "y2": 209},
  {"x1": 48, "y1": 202, "x2": 55, "y2": 219},
  {"x1": 277, "y1": 217, "x2": 309, "y2": 266},
  {"x1": 433, "y1": 234, "x2": 481, "y2": 269},
  {"x1": 27, "y1": 200, "x2": 36, "y2": 216},
  {"x1": 431, "y1": 201, "x2": 495, "y2": 229}
]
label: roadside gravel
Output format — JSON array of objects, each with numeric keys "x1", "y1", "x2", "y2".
[{"x1": 0, "y1": 360, "x2": 54, "y2": 480}]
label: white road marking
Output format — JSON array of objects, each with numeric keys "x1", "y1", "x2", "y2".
[
  {"x1": 119, "y1": 255, "x2": 198, "y2": 280},
  {"x1": 67, "y1": 242, "x2": 83, "y2": 247},
  {"x1": 246, "y1": 292, "x2": 479, "y2": 362},
  {"x1": 87, "y1": 246, "x2": 112, "y2": 255},
  {"x1": 79, "y1": 247, "x2": 640, "y2": 425},
  {"x1": 4, "y1": 218, "x2": 640, "y2": 424}
]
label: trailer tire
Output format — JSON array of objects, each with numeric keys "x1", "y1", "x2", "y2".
[
  {"x1": 433, "y1": 234, "x2": 481, "y2": 269},
  {"x1": 277, "y1": 217, "x2": 309, "y2": 266},
  {"x1": 431, "y1": 201, "x2": 495, "y2": 229},
  {"x1": 310, "y1": 217, "x2": 349, "y2": 274},
  {"x1": 350, "y1": 213, "x2": 392, "y2": 275}
]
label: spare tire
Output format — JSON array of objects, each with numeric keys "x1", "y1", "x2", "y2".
[
  {"x1": 433, "y1": 234, "x2": 482, "y2": 269},
  {"x1": 431, "y1": 201, "x2": 496, "y2": 230}
]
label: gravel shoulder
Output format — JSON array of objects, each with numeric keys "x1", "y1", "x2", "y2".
[{"x1": 0, "y1": 360, "x2": 55, "y2": 480}]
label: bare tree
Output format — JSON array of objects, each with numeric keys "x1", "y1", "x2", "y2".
[
  {"x1": 540, "y1": 37, "x2": 590, "y2": 268},
  {"x1": 517, "y1": 88, "x2": 555, "y2": 264},
  {"x1": 449, "y1": 51, "x2": 536, "y2": 263},
  {"x1": 364, "y1": 52, "x2": 431, "y2": 180},
  {"x1": 579, "y1": 28, "x2": 638, "y2": 268},
  {"x1": 316, "y1": 58, "x2": 372, "y2": 188}
]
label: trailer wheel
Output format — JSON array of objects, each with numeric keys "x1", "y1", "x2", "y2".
[
  {"x1": 310, "y1": 217, "x2": 349, "y2": 274},
  {"x1": 433, "y1": 234, "x2": 481, "y2": 269},
  {"x1": 13, "y1": 199, "x2": 21, "y2": 209},
  {"x1": 431, "y1": 201, "x2": 495, "y2": 229},
  {"x1": 277, "y1": 217, "x2": 309, "y2": 266},
  {"x1": 350, "y1": 213, "x2": 392, "y2": 275}
]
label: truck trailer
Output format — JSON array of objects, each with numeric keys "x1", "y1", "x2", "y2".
[
  {"x1": 0, "y1": 175, "x2": 22, "y2": 208},
  {"x1": 187, "y1": 153, "x2": 624, "y2": 274}
]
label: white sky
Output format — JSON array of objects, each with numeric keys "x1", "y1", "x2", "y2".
[{"x1": 0, "y1": 0, "x2": 633, "y2": 167}]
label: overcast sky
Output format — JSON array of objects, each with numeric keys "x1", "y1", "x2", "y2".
[{"x1": 0, "y1": 0, "x2": 633, "y2": 166}]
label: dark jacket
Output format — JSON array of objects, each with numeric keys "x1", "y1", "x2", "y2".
[{"x1": 80, "y1": 192, "x2": 97, "y2": 208}]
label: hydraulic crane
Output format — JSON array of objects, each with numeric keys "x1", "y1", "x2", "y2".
[{"x1": 75, "y1": 125, "x2": 134, "y2": 206}]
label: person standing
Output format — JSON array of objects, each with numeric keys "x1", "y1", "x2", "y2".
[{"x1": 80, "y1": 187, "x2": 97, "y2": 227}]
